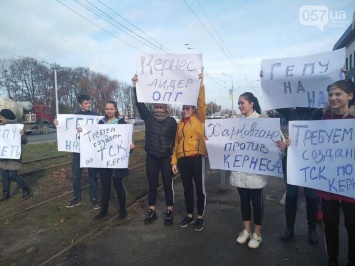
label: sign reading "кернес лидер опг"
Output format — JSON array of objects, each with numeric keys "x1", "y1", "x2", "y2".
[{"x1": 136, "y1": 54, "x2": 202, "y2": 106}]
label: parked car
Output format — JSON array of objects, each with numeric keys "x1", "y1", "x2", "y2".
[{"x1": 128, "y1": 117, "x2": 144, "y2": 125}]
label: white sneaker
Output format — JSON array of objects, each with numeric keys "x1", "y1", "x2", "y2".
[
  {"x1": 236, "y1": 229, "x2": 251, "y2": 244},
  {"x1": 248, "y1": 233, "x2": 262, "y2": 249}
]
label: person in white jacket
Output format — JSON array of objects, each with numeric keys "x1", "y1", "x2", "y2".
[{"x1": 230, "y1": 92, "x2": 285, "y2": 249}]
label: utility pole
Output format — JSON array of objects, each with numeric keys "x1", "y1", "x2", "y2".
[
  {"x1": 54, "y1": 69, "x2": 59, "y2": 116},
  {"x1": 222, "y1": 73, "x2": 234, "y2": 117}
]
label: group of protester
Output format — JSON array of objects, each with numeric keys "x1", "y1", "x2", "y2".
[{"x1": 0, "y1": 69, "x2": 354, "y2": 266}]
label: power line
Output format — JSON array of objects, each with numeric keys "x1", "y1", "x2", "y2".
[
  {"x1": 73, "y1": 0, "x2": 166, "y2": 53},
  {"x1": 185, "y1": 0, "x2": 256, "y2": 90},
  {"x1": 56, "y1": 0, "x2": 145, "y2": 53},
  {"x1": 95, "y1": 0, "x2": 174, "y2": 53}
]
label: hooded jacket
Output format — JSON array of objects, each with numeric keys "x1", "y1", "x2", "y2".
[
  {"x1": 317, "y1": 104, "x2": 355, "y2": 203},
  {"x1": 133, "y1": 87, "x2": 177, "y2": 158},
  {"x1": 172, "y1": 85, "x2": 207, "y2": 165}
]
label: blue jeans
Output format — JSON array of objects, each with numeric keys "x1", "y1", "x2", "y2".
[
  {"x1": 71, "y1": 153, "x2": 98, "y2": 201},
  {"x1": 1, "y1": 169, "x2": 27, "y2": 191}
]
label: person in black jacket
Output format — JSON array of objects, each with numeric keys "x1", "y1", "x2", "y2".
[
  {"x1": 277, "y1": 107, "x2": 323, "y2": 245},
  {"x1": 132, "y1": 74, "x2": 177, "y2": 226},
  {"x1": 81, "y1": 101, "x2": 135, "y2": 220}
]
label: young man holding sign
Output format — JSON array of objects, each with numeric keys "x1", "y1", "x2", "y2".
[{"x1": 54, "y1": 94, "x2": 100, "y2": 209}]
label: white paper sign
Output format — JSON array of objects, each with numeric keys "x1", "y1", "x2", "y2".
[
  {"x1": 261, "y1": 48, "x2": 345, "y2": 110},
  {"x1": 56, "y1": 114, "x2": 103, "y2": 153},
  {"x1": 288, "y1": 120, "x2": 355, "y2": 198},
  {"x1": 205, "y1": 118, "x2": 283, "y2": 177},
  {"x1": 0, "y1": 124, "x2": 24, "y2": 159},
  {"x1": 79, "y1": 124, "x2": 133, "y2": 168},
  {"x1": 136, "y1": 53, "x2": 203, "y2": 106}
]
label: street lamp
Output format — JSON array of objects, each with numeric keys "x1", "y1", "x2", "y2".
[{"x1": 222, "y1": 73, "x2": 234, "y2": 117}]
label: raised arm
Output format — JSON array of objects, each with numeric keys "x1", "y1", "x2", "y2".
[
  {"x1": 132, "y1": 74, "x2": 150, "y2": 121},
  {"x1": 195, "y1": 71, "x2": 207, "y2": 121}
]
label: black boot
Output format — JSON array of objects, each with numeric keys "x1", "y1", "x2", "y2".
[
  {"x1": 21, "y1": 187, "x2": 32, "y2": 200},
  {"x1": 306, "y1": 197, "x2": 318, "y2": 244},
  {"x1": 0, "y1": 191, "x2": 10, "y2": 201},
  {"x1": 94, "y1": 212, "x2": 108, "y2": 220},
  {"x1": 281, "y1": 195, "x2": 297, "y2": 241},
  {"x1": 281, "y1": 227, "x2": 294, "y2": 241}
]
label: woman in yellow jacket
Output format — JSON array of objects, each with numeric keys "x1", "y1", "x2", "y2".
[{"x1": 172, "y1": 72, "x2": 207, "y2": 232}]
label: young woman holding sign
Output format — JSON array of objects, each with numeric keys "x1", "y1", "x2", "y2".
[
  {"x1": 93, "y1": 101, "x2": 135, "y2": 220},
  {"x1": 317, "y1": 80, "x2": 355, "y2": 266},
  {"x1": 230, "y1": 92, "x2": 285, "y2": 249},
  {"x1": 171, "y1": 71, "x2": 207, "y2": 232}
]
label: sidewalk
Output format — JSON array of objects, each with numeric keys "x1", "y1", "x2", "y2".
[{"x1": 52, "y1": 162, "x2": 347, "y2": 266}]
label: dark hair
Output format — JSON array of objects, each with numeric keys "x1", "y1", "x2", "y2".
[
  {"x1": 105, "y1": 100, "x2": 119, "y2": 119},
  {"x1": 328, "y1": 80, "x2": 355, "y2": 107},
  {"x1": 77, "y1": 94, "x2": 91, "y2": 104},
  {"x1": 239, "y1": 92, "x2": 261, "y2": 114}
]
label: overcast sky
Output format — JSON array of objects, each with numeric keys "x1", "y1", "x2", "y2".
[{"x1": 0, "y1": 0, "x2": 353, "y2": 112}]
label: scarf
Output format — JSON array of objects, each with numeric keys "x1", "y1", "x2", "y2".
[
  {"x1": 153, "y1": 110, "x2": 169, "y2": 121},
  {"x1": 101, "y1": 118, "x2": 119, "y2": 124}
]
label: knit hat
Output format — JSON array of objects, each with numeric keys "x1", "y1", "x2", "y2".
[{"x1": 0, "y1": 109, "x2": 16, "y2": 120}]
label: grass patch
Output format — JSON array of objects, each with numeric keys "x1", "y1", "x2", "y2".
[{"x1": 0, "y1": 130, "x2": 150, "y2": 265}]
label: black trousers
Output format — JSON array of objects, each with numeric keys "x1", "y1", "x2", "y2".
[
  {"x1": 146, "y1": 155, "x2": 174, "y2": 207},
  {"x1": 100, "y1": 172, "x2": 126, "y2": 214},
  {"x1": 322, "y1": 199, "x2": 355, "y2": 264},
  {"x1": 178, "y1": 155, "x2": 206, "y2": 216},
  {"x1": 237, "y1": 187, "x2": 264, "y2": 225}
]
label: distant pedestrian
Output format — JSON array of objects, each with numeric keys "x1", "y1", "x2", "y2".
[
  {"x1": 171, "y1": 71, "x2": 207, "y2": 232},
  {"x1": 86, "y1": 101, "x2": 135, "y2": 220},
  {"x1": 132, "y1": 75, "x2": 177, "y2": 226},
  {"x1": 54, "y1": 94, "x2": 100, "y2": 209},
  {"x1": 230, "y1": 92, "x2": 285, "y2": 249},
  {"x1": 0, "y1": 109, "x2": 32, "y2": 201}
]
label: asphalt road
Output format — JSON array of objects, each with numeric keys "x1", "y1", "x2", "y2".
[
  {"x1": 26, "y1": 125, "x2": 146, "y2": 143},
  {"x1": 51, "y1": 167, "x2": 349, "y2": 266}
]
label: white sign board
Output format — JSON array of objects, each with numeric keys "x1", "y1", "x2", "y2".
[
  {"x1": 0, "y1": 124, "x2": 24, "y2": 159},
  {"x1": 56, "y1": 114, "x2": 103, "y2": 153},
  {"x1": 288, "y1": 120, "x2": 355, "y2": 198},
  {"x1": 79, "y1": 124, "x2": 133, "y2": 168},
  {"x1": 261, "y1": 48, "x2": 345, "y2": 110},
  {"x1": 205, "y1": 118, "x2": 283, "y2": 177},
  {"x1": 136, "y1": 53, "x2": 203, "y2": 106}
]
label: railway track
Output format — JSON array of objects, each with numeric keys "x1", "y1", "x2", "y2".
[{"x1": 0, "y1": 138, "x2": 157, "y2": 265}]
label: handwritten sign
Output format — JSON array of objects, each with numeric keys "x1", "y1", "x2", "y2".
[
  {"x1": 205, "y1": 118, "x2": 283, "y2": 177},
  {"x1": 0, "y1": 124, "x2": 24, "y2": 159},
  {"x1": 261, "y1": 48, "x2": 345, "y2": 110},
  {"x1": 56, "y1": 114, "x2": 103, "y2": 153},
  {"x1": 135, "y1": 53, "x2": 202, "y2": 105},
  {"x1": 79, "y1": 124, "x2": 133, "y2": 168},
  {"x1": 288, "y1": 120, "x2": 355, "y2": 198}
]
